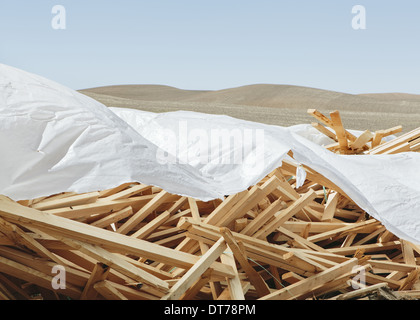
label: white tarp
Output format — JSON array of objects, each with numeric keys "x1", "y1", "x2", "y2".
[{"x1": 1, "y1": 63, "x2": 420, "y2": 244}]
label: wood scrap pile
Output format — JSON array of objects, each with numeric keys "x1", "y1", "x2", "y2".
[
  {"x1": 0, "y1": 111, "x2": 420, "y2": 300},
  {"x1": 308, "y1": 109, "x2": 420, "y2": 155}
]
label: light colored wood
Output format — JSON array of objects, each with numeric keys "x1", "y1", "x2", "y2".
[
  {"x1": 131, "y1": 211, "x2": 170, "y2": 239},
  {"x1": 94, "y1": 280, "x2": 128, "y2": 300},
  {"x1": 330, "y1": 110, "x2": 349, "y2": 152},
  {"x1": 259, "y1": 258, "x2": 358, "y2": 300},
  {"x1": 241, "y1": 198, "x2": 286, "y2": 236},
  {"x1": 220, "y1": 250, "x2": 245, "y2": 300},
  {"x1": 80, "y1": 262, "x2": 110, "y2": 300},
  {"x1": 117, "y1": 190, "x2": 172, "y2": 235},
  {"x1": 349, "y1": 130, "x2": 374, "y2": 150},
  {"x1": 90, "y1": 206, "x2": 133, "y2": 228},
  {"x1": 253, "y1": 189, "x2": 317, "y2": 239},
  {"x1": 31, "y1": 192, "x2": 100, "y2": 211},
  {"x1": 220, "y1": 227, "x2": 270, "y2": 296},
  {"x1": 161, "y1": 237, "x2": 226, "y2": 300},
  {"x1": 0, "y1": 196, "x2": 234, "y2": 279},
  {"x1": 321, "y1": 192, "x2": 339, "y2": 222}
]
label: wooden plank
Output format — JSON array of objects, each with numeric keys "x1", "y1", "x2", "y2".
[
  {"x1": 131, "y1": 211, "x2": 170, "y2": 239},
  {"x1": 0, "y1": 217, "x2": 68, "y2": 266},
  {"x1": 46, "y1": 194, "x2": 156, "y2": 219},
  {"x1": 220, "y1": 249, "x2": 245, "y2": 300},
  {"x1": 0, "y1": 196, "x2": 235, "y2": 279},
  {"x1": 94, "y1": 280, "x2": 128, "y2": 300},
  {"x1": 90, "y1": 206, "x2": 133, "y2": 229},
  {"x1": 307, "y1": 219, "x2": 380, "y2": 243},
  {"x1": 219, "y1": 227, "x2": 270, "y2": 296},
  {"x1": 321, "y1": 192, "x2": 339, "y2": 222},
  {"x1": 330, "y1": 110, "x2": 349, "y2": 152},
  {"x1": 180, "y1": 269, "x2": 212, "y2": 300},
  {"x1": 241, "y1": 198, "x2": 286, "y2": 236},
  {"x1": 101, "y1": 184, "x2": 151, "y2": 201},
  {"x1": 259, "y1": 258, "x2": 358, "y2": 300},
  {"x1": 117, "y1": 190, "x2": 172, "y2": 235},
  {"x1": 80, "y1": 262, "x2": 110, "y2": 300},
  {"x1": 253, "y1": 189, "x2": 317, "y2": 239},
  {"x1": 31, "y1": 192, "x2": 100, "y2": 211},
  {"x1": 311, "y1": 122, "x2": 337, "y2": 142},
  {"x1": 59, "y1": 237, "x2": 169, "y2": 292},
  {"x1": 161, "y1": 237, "x2": 227, "y2": 300},
  {"x1": 327, "y1": 241, "x2": 401, "y2": 255},
  {"x1": 0, "y1": 255, "x2": 82, "y2": 299},
  {"x1": 349, "y1": 130, "x2": 374, "y2": 150}
]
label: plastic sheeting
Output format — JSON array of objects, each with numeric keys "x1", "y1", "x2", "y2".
[{"x1": 1, "y1": 63, "x2": 420, "y2": 244}]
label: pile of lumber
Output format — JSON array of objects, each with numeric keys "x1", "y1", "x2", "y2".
[
  {"x1": 308, "y1": 109, "x2": 420, "y2": 155},
  {"x1": 1, "y1": 112, "x2": 420, "y2": 300}
]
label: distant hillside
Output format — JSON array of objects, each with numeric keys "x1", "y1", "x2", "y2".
[{"x1": 79, "y1": 84, "x2": 420, "y2": 133}]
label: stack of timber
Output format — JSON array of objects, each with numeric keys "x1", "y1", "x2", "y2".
[{"x1": 1, "y1": 114, "x2": 420, "y2": 300}]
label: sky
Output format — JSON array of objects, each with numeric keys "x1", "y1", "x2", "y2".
[{"x1": 1, "y1": 0, "x2": 420, "y2": 94}]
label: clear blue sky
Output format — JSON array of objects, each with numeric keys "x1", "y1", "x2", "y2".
[{"x1": 1, "y1": 0, "x2": 419, "y2": 94}]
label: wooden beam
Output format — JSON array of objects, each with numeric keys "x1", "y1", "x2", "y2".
[
  {"x1": 219, "y1": 227, "x2": 270, "y2": 296},
  {"x1": 0, "y1": 196, "x2": 234, "y2": 279},
  {"x1": 117, "y1": 190, "x2": 172, "y2": 235},
  {"x1": 94, "y1": 280, "x2": 128, "y2": 300},
  {"x1": 259, "y1": 258, "x2": 358, "y2": 300},
  {"x1": 161, "y1": 237, "x2": 227, "y2": 300}
]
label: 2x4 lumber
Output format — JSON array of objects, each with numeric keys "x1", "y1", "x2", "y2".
[
  {"x1": 368, "y1": 127, "x2": 420, "y2": 155},
  {"x1": 330, "y1": 110, "x2": 349, "y2": 151},
  {"x1": 97, "y1": 182, "x2": 135, "y2": 198},
  {"x1": 0, "y1": 196, "x2": 235, "y2": 279},
  {"x1": 131, "y1": 211, "x2": 170, "y2": 239},
  {"x1": 217, "y1": 175, "x2": 283, "y2": 228},
  {"x1": 253, "y1": 189, "x2": 317, "y2": 239},
  {"x1": 184, "y1": 223, "x2": 323, "y2": 276},
  {"x1": 59, "y1": 237, "x2": 170, "y2": 292},
  {"x1": 349, "y1": 130, "x2": 374, "y2": 150},
  {"x1": 335, "y1": 282, "x2": 390, "y2": 300},
  {"x1": 259, "y1": 258, "x2": 358, "y2": 300},
  {"x1": 307, "y1": 219, "x2": 380, "y2": 243},
  {"x1": 90, "y1": 206, "x2": 133, "y2": 229},
  {"x1": 276, "y1": 226, "x2": 329, "y2": 253},
  {"x1": 0, "y1": 255, "x2": 82, "y2": 299},
  {"x1": 401, "y1": 240, "x2": 417, "y2": 266},
  {"x1": 327, "y1": 241, "x2": 401, "y2": 255},
  {"x1": 219, "y1": 227, "x2": 271, "y2": 296},
  {"x1": 94, "y1": 280, "x2": 128, "y2": 300},
  {"x1": 80, "y1": 262, "x2": 110, "y2": 300},
  {"x1": 101, "y1": 184, "x2": 151, "y2": 201},
  {"x1": 307, "y1": 109, "x2": 357, "y2": 142},
  {"x1": 240, "y1": 198, "x2": 286, "y2": 236},
  {"x1": 161, "y1": 237, "x2": 227, "y2": 300},
  {"x1": 117, "y1": 190, "x2": 172, "y2": 235},
  {"x1": 368, "y1": 259, "x2": 418, "y2": 274},
  {"x1": 282, "y1": 221, "x2": 350, "y2": 234},
  {"x1": 399, "y1": 269, "x2": 419, "y2": 291},
  {"x1": 180, "y1": 269, "x2": 212, "y2": 300},
  {"x1": 220, "y1": 250, "x2": 246, "y2": 300},
  {"x1": 31, "y1": 192, "x2": 101, "y2": 211},
  {"x1": 311, "y1": 122, "x2": 338, "y2": 142},
  {"x1": 0, "y1": 217, "x2": 68, "y2": 266},
  {"x1": 45, "y1": 194, "x2": 156, "y2": 219},
  {"x1": 203, "y1": 191, "x2": 248, "y2": 225}
]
